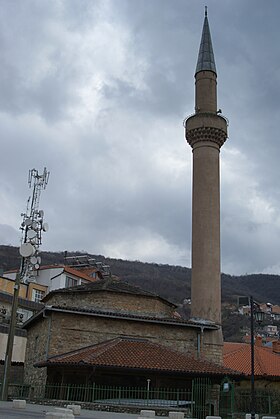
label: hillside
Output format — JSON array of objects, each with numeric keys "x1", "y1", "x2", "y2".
[
  {"x1": 1, "y1": 245, "x2": 279, "y2": 342},
  {"x1": 1, "y1": 245, "x2": 279, "y2": 306}
]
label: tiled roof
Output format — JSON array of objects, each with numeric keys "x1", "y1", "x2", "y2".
[
  {"x1": 43, "y1": 277, "x2": 176, "y2": 307},
  {"x1": 63, "y1": 266, "x2": 96, "y2": 282},
  {"x1": 272, "y1": 305, "x2": 280, "y2": 314},
  {"x1": 223, "y1": 342, "x2": 280, "y2": 377},
  {"x1": 5, "y1": 265, "x2": 98, "y2": 283},
  {"x1": 5, "y1": 264, "x2": 64, "y2": 274},
  {"x1": 24, "y1": 304, "x2": 218, "y2": 330},
  {"x1": 35, "y1": 337, "x2": 238, "y2": 377}
]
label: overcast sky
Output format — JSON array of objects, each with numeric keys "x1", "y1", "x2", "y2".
[{"x1": 1, "y1": 0, "x2": 280, "y2": 276}]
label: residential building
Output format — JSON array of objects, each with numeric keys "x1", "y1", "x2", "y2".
[
  {"x1": 0, "y1": 276, "x2": 45, "y2": 383},
  {"x1": 223, "y1": 337, "x2": 280, "y2": 391},
  {"x1": 264, "y1": 324, "x2": 278, "y2": 337},
  {"x1": 4, "y1": 264, "x2": 101, "y2": 295}
]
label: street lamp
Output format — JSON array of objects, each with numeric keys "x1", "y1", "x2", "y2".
[{"x1": 249, "y1": 296, "x2": 264, "y2": 419}]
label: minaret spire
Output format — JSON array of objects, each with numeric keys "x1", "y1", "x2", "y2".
[{"x1": 195, "y1": 8, "x2": 216, "y2": 75}]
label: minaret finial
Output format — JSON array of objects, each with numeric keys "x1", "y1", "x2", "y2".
[{"x1": 205, "y1": 6, "x2": 207, "y2": 17}]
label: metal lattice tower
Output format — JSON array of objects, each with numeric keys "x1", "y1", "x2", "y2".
[{"x1": 20, "y1": 167, "x2": 50, "y2": 282}]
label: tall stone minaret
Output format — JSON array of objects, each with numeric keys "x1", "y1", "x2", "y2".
[{"x1": 185, "y1": 9, "x2": 228, "y2": 325}]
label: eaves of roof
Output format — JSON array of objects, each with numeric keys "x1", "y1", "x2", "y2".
[
  {"x1": 0, "y1": 323, "x2": 27, "y2": 337},
  {"x1": 35, "y1": 337, "x2": 240, "y2": 378},
  {"x1": 0, "y1": 290, "x2": 43, "y2": 311},
  {"x1": 62, "y1": 266, "x2": 95, "y2": 282},
  {"x1": 23, "y1": 305, "x2": 219, "y2": 331}
]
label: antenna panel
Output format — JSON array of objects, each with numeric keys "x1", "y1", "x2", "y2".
[{"x1": 19, "y1": 243, "x2": 35, "y2": 258}]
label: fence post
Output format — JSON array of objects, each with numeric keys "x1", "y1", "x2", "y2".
[
  {"x1": 118, "y1": 387, "x2": 122, "y2": 405},
  {"x1": 91, "y1": 383, "x2": 95, "y2": 402}
]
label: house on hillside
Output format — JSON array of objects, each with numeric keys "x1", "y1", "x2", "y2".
[
  {"x1": 223, "y1": 337, "x2": 280, "y2": 391},
  {"x1": 4, "y1": 264, "x2": 101, "y2": 295},
  {"x1": 0, "y1": 276, "x2": 45, "y2": 383},
  {"x1": 264, "y1": 325, "x2": 278, "y2": 338},
  {"x1": 271, "y1": 305, "x2": 280, "y2": 321},
  {"x1": 23, "y1": 277, "x2": 233, "y2": 392}
]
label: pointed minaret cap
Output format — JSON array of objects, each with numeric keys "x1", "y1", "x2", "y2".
[{"x1": 195, "y1": 7, "x2": 216, "y2": 75}]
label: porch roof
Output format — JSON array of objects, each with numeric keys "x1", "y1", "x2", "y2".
[{"x1": 36, "y1": 337, "x2": 239, "y2": 377}]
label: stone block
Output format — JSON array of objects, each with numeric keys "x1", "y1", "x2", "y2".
[
  {"x1": 169, "y1": 412, "x2": 185, "y2": 419},
  {"x1": 55, "y1": 408, "x2": 73, "y2": 413},
  {"x1": 67, "y1": 404, "x2": 81, "y2": 415},
  {"x1": 206, "y1": 417, "x2": 221, "y2": 419},
  {"x1": 140, "y1": 410, "x2": 155, "y2": 417},
  {"x1": 262, "y1": 417, "x2": 276, "y2": 419},
  {"x1": 245, "y1": 415, "x2": 259, "y2": 419},
  {"x1": 46, "y1": 413, "x2": 74, "y2": 419},
  {"x1": 12, "y1": 399, "x2": 26, "y2": 409}
]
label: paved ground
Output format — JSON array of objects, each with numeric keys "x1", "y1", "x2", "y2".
[{"x1": 0, "y1": 401, "x2": 140, "y2": 419}]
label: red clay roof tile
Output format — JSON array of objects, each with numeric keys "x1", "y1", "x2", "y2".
[
  {"x1": 36, "y1": 337, "x2": 238, "y2": 377},
  {"x1": 223, "y1": 342, "x2": 280, "y2": 377}
]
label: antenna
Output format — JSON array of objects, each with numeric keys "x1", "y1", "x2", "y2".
[
  {"x1": 1, "y1": 167, "x2": 50, "y2": 401},
  {"x1": 20, "y1": 167, "x2": 50, "y2": 283}
]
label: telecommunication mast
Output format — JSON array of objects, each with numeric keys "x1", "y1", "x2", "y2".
[
  {"x1": 1, "y1": 167, "x2": 50, "y2": 401},
  {"x1": 19, "y1": 167, "x2": 50, "y2": 282}
]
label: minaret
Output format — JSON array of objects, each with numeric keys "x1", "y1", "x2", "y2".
[{"x1": 185, "y1": 8, "x2": 228, "y2": 324}]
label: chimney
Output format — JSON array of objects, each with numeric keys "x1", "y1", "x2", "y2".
[
  {"x1": 255, "y1": 336, "x2": 263, "y2": 347},
  {"x1": 272, "y1": 340, "x2": 280, "y2": 354}
]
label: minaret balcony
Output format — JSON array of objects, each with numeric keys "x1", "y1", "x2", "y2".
[{"x1": 184, "y1": 112, "x2": 228, "y2": 148}]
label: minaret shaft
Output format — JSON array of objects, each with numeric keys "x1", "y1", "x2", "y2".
[
  {"x1": 191, "y1": 141, "x2": 221, "y2": 323},
  {"x1": 195, "y1": 71, "x2": 217, "y2": 113}
]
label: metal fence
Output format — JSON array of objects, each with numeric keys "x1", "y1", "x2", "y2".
[
  {"x1": 4, "y1": 383, "x2": 193, "y2": 409},
  {"x1": 234, "y1": 388, "x2": 280, "y2": 416},
  {"x1": 2, "y1": 382, "x2": 280, "y2": 417}
]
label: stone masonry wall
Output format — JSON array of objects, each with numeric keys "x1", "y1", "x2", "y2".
[
  {"x1": 47, "y1": 291, "x2": 174, "y2": 318},
  {"x1": 24, "y1": 308, "x2": 223, "y2": 387},
  {"x1": 47, "y1": 312, "x2": 198, "y2": 357},
  {"x1": 24, "y1": 316, "x2": 50, "y2": 387}
]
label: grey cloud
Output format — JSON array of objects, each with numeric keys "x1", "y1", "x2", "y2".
[{"x1": 1, "y1": 0, "x2": 280, "y2": 276}]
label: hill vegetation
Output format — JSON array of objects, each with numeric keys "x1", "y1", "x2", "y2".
[{"x1": 1, "y1": 245, "x2": 279, "y2": 341}]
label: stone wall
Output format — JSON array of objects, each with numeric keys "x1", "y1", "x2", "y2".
[
  {"x1": 47, "y1": 291, "x2": 174, "y2": 318},
  {"x1": 24, "y1": 315, "x2": 50, "y2": 386},
  {"x1": 47, "y1": 311, "x2": 198, "y2": 356},
  {"x1": 24, "y1": 308, "x2": 223, "y2": 387}
]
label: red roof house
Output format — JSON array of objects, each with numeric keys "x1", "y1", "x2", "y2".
[{"x1": 223, "y1": 338, "x2": 280, "y2": 389}]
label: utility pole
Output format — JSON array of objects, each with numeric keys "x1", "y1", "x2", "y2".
[{"x1": 0, "y1": 168, "x2": 49, "y2": 400}]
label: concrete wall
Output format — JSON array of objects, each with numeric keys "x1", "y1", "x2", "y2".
[
  {"x1": 0, "y1": 332, "x2": 27, "y2": 362},
  {"x1": 0, "y1": 276, "x2": 27, "y2": 298},
  {"x1": 0, "y1": 363, "x2": 24, "y2": 384}
]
